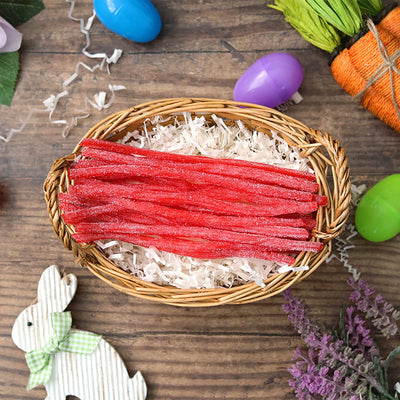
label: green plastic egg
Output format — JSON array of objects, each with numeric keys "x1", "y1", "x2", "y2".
[{"x1": 355, "y1": 174, "x2": 400, "y2": 242}]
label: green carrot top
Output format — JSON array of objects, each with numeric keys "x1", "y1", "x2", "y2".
[{"x1": 270, "y1": 0, "x2": 384, "y2": 53}]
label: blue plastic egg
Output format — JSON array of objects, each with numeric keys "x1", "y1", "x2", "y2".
[{"x1": 94, "y1": 0, "x2": 162, "y2": 43}]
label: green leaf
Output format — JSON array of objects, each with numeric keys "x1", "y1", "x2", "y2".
[
  {"x1": 339, "y1": 305, "x2": 347, "y2": 343},
  {"x1": 0, "y1": 0, "x2": 44, "y2": 27},
  {"x1": 357, "y1": 0, "x2": 384, "y2": 16},
  {"x1": 384, "y1": 346, "x2": 400, "y2": 385},
  {"x1": 0, "y1": 51, "x2": 19, "y2": 106},
  {"x1": 372, "y1": 354, "x2": 387, "y2": 391}
]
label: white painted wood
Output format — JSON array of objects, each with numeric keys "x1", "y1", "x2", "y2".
[{"x1": 11, "y1": 265, "x2": 147, "y2": 400}]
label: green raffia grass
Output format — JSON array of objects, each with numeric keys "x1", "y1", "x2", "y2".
[
  {"x1": 304, "y1": 0, "x2": 363, "y2": 37},
  {"x1": 270, "y1": 0, "x2": 384, "y2": 53},
  {"x1": 270, "y1": 0, "x2": 341, "y2": 52},
  {"x1": 358, "y1": 0, "x2": 384, "y2": 15}
]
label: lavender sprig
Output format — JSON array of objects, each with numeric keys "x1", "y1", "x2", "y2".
[
  {"x1": 288, "y1": 346, "x2": 366, "y2": 400},
  {"x1": 283, "y1": 286, "x2": 399, "y2": 400},
  {"x1": 343, "y1": 306, "x2": 380, "y2": 360},
  {"x1": 283, "y1": 289, "x2": 322, "y2": 339},
  {"x1": 348, "y1": 277, "x2": 400, "y2": 339}
]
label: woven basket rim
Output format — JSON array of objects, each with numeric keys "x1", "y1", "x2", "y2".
[{"x1": 44, "y1": 97, "x2": 351, "y2": 306}]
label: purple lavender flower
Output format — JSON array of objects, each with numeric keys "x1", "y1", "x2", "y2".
[
  {"x1": 348, "y1": 277, "x2": 400, "y2": 339},
  {"x1": 283, "y1": 289, "x2": 321, "y2": 339},
  {"x1": 282, "y1": 288, "x2": 393, "y2": 400},
  {"x1": 343, "y1": 306, "x2": 380, "y2": 359},
  {"x1": 288, "y1": 345, "x2": 362, "y2": 400}
]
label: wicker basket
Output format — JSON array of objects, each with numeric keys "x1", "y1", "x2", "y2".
[{"x1": 44, "y1": 98, "x2": 351, "y2": 307}]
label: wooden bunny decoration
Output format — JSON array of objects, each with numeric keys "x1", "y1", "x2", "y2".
[{"x1": 11, "y1": 265, "x2": 147, "y2": 400}]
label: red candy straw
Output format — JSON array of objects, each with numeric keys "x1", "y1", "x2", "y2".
[
  {"x1": 67, "y1": 183, "x2": 318, "y2": 217},
  {"x1": 61, "y1": 198, "x2": 310, "y2": 239},
  {"x1": 81, "y1": 147, "x2": 319, "y2": 192},
  {"x1": 73, "y1": 221, "x2": 323, "y2": 253},
  {"x1": 80, "y1": 138, "x2": 317, "y2": 181},
  {"x1": 59, "y1": 138, "x2": 327, "y2": 265},
  {"x1": 72, "y1": 231, "x2": 296, "y2": 264},
  {"x1": 68, "y1": 165, "x2": 314, "y2": 202}
]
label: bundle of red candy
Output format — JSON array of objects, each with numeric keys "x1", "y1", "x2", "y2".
[{"x1": 59, "y1": 138, "x2": 326, "y2": 266}]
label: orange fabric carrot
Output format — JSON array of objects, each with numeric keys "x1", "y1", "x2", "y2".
[
  {"x1": 271, "y1": 1, "x2": 400, "y2": 133},
  {"x1": 331, "y1": 7, "x2": 400, "y2": 132},
  {"x1": 379, "y1": 6, "x2": 400, "y2": 38}
]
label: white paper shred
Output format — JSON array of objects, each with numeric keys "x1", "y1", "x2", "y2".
[
  {"x1": 96, "y1": 113, "x2": 314, "y2": 289},
  {"x1": 278, "y1": 265, "x2": 309, "y2": 274},
  {"x1": 0, "y1": 1, "x2": 125, "y2": 143},
  {"x1": 326, "y1": 183, "x2": 367, "y2": 281}
]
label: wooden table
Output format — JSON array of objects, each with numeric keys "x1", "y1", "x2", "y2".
[{"x1": 1, "y1": 1, "x2": 399, "y2": 399}]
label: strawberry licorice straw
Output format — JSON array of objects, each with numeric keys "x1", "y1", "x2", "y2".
[
  {"x1": 61, "y1": 198, "x2": 311, "y2": 238},
  {"x1": 72, "y1": 221, "x2": 318, "y2": 249},
  {"x1": 80, "y1": 147, "x2": 319, "y2": 192},
  {"x1": 67, "y1": 182, "x2": 318, "y2": 216},
  {"x1": 60, "y1": 138, "x2": 327, "y2": 266},
  {"x1": 72, "y1": 231, "x2": 297, "y2": 265},
  {"x1": 68, "y1": 164, "x2": 314, "y2": 202},
  {"x1": 80, "y1": 138, "x2": 317, "y2": 180}
]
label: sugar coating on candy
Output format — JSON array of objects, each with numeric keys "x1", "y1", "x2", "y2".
[
  {"x1": 68, "y1": 113, "x2": 320, "y2": 289},
  {"x1": 80, "y1": 146, "x2": 318, "y2": 191}
]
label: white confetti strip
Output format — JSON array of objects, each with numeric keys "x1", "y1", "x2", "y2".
[
  {"x1": 1, "y1": 1, "x2": 124, "y2": 143},
  {"x1": 278, "y1": 265, "x2": 309, "y2": 274},
  {"x1": 326, "y1": 183, "x2": 367, "y2": 281},
  {"x1": 64, "y1": 84, "x2": 126, "y2": 137}
]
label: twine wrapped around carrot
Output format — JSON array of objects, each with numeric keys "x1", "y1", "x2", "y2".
[
  {"x1": 271, "y1": 1, "x2": 400, "y2": 133},
  {"x1": 331, "y1": 8, "x2": 400, "y2": 132}
]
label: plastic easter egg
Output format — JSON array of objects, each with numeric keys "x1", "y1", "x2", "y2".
[
  {"x1": 233, "y1": 52, "x2": 303, "y2": 108},
  {"x1": 0, "y1": 16, "x2": 22, "y2": 53},
  {"x1": 0, "y1": 26, "x2": 6, "y2": 49},
  {"x1": 94, "y1": 0, "x2": 162, "y2": 43},
  {"x1": 355, "y1": 174, "x2": 400, "y2": 242}
]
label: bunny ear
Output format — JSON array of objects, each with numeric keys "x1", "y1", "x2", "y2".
[{"x1": 37, "y1": 265, "x2": 78, "y2": 312}]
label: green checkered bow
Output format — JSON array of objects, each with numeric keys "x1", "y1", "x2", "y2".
[{"x1": 25, "y1": 311, "x2": 101, "y2": 390}]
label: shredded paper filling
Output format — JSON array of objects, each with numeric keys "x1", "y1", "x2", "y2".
[{"x1": 95, "y1": 113, "x2": 313, "y2": 289}]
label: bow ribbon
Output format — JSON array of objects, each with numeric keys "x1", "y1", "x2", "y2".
[{"x1": 25, "y1": 311, "x2": 101, "y2": 390}]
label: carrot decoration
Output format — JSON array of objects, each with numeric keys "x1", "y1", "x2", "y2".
[{"x1": 270, "y1": 1, "x2": 400, "y2": 133}]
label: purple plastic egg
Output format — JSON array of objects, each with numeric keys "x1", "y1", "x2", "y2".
[{"x1": 233, "y1": 52, "x2": 303, "y2": 108}]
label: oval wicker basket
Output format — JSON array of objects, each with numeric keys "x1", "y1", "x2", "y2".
[{"x1": 44, "y1": 98, "x2": 351, "y2": 307}]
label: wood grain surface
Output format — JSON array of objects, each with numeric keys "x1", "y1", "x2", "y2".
[{"x1": 1, "y1": 1, "x2": 399, "y2": 399}]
